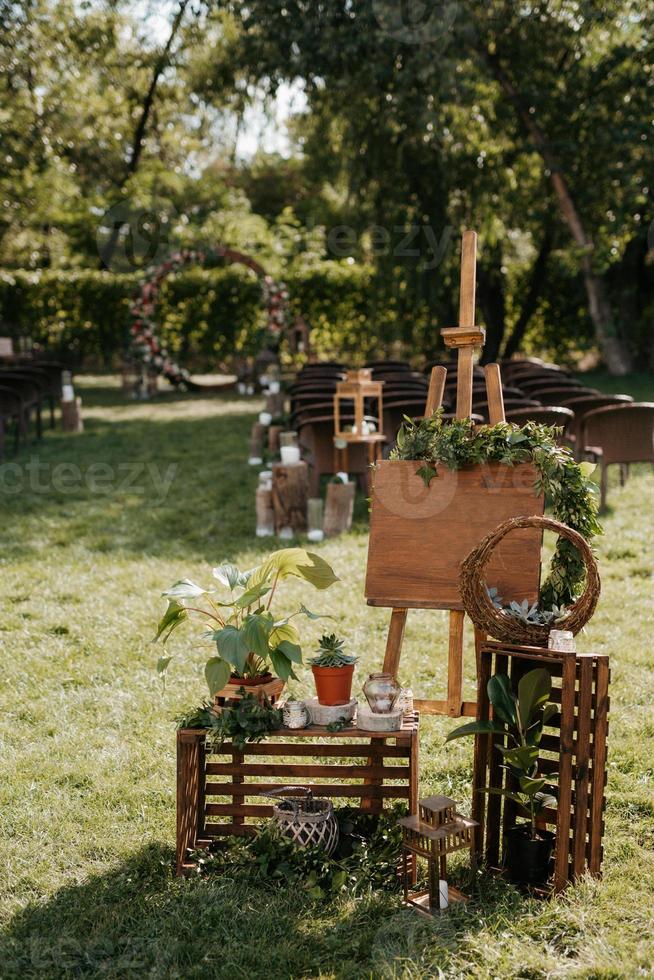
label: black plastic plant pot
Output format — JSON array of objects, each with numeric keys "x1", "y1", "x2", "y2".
[{"x1": 504, "y1": 825, "x2": 555, "y2": 885}]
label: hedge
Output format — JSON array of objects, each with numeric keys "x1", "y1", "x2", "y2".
[{"x1": 0, "y1": 262, "x2": 436, "y2": 369}]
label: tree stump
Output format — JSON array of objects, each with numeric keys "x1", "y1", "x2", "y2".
[
  {"x1": 265, "y1": 391, "x2": 285, "y2": 417},
  {"x1": 272, "y1": 461, "x2": 309, "y2": 535},
  {"x1": 61, "y1": 398, "x2": 84, "y2": 434},
  {"x1": 255, "y1": 484, "x2": 275, "y2": 537},
  {"x1": 248, "y1": 422, "x2": 266, "y2": 463},
  {"x1": 324, "y1": 481, "x2": 355, "y2": 537},
  {"x1": 268, "y1": 424, "x2": 283, "y2": 455}
]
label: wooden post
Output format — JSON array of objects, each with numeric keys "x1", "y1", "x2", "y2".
[
  {"x1": 323, "y1": 480, "x2": 356, "y2": 537},
  {"x1": 61, "y1": 398, "x2": 84, "y2": 433},
  {"x1": 249, "y1": 422, "x2": 265, "y2": 462},
  {"x1": 272, "y1": 461, "x2": 309, "y2": 535},
  {"x1": 425, "y1": 366, "x2": 447, "y2": 416}
]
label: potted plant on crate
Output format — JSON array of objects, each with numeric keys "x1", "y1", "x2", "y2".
[
  {"x1": 309, "y1": 634, "x2": 358, "y2": 706},
  {"x1": 446, "y1": 667, "x2": 558, "y2": 885},
  {"x1": 154, "y1": 548, "x2": 338, "y2": 701}
]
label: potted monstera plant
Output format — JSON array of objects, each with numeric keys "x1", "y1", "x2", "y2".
[
  {"x1": 446, "y1": 667, "x2": 558, "y2": 885},
  {"x1": 154, "y1": 548, "x2": 338, "y2": 700}
]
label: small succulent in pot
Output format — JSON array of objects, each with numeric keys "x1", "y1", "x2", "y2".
[
  {"x1": 446, "y1": 667, "x2": 558, "y2": 885},
  {"x1": 309, "y1": 634, "x2": 358, "y2": 706}
]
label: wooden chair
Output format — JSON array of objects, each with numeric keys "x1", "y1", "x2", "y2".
[
  {"x1": 9, "y1": 364, "x2": 61, "y2": 429},
  {"x1": 0, "y1": 373, "x2": 43, "y2": 440},
  {"x1": 582, "y1": 403, "x2": 654, "y2": 508},
  {"x1": 0, "y1": 384, "x2": 24, "y2": 460},
  {"x1": 518, "y1": 376, "x2": 590, "y2": 395},
  {"x1": 366, "y1": 359, "x2": 412, "y2": 371},
  {"x1": 519, "y1": 385, "x2": 597, "y2": 405},
  {"x1": 562, "y1": 394, "x2": 633, "y2": 450},
  {"x1": 473, "y1": 398, "x2": 541, "y2": 422}
]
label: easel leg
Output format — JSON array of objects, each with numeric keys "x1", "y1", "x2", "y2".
[
  {"x1": 382, "y1": 608, "x2": 408, "y2": 677},
  {"x1": 446, "y1": 611, "x2": 465, "y2": 716}
]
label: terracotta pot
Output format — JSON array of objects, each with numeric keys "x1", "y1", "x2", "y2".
[
  {"x1": 230, "y1": 672, "x2": 273, "y2": 686},
  {"x1": 311, "y1": 665, "x2": 354, "y2": 706}
]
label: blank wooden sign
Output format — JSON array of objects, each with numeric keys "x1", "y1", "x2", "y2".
[{"x1": 365, "y1": 461, "x2": 545, "y2": 610}]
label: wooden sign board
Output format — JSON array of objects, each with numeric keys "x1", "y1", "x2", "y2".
[{"x1": 365, "y1": 460, "x2": 545, "y2": 610}]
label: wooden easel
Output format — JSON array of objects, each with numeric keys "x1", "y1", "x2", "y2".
[{"x1": 381, "y1": 230, "x2": 509, "y2": 718}]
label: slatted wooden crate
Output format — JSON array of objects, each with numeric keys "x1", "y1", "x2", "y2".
[
  {"x1": 176, "y1": 714, "x2": 420, "y2": 875},
  {"x1": 472, "y1": 642, "x2": 609, "y2": 893}
]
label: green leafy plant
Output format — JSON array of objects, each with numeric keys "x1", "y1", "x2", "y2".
[
  {"x1": 208, "y1": 692, "x2": 283, "y2": 750},
  {"x1": 174, "y1": 700, "x2": 219, "y2": 730},
  {"x1": 154, "y1": 548, "x2": 338, "y2": 696},
  {"x1": 391, "y1": 411, "x2": 602, "y2": 608},
  {"x1": 446, "y1": 668, "x2": 558, "y2": 838},
  {"x1": 190, "y1": 805, "x2": 405, "y2": 898},
  {"x1": 309, "y1": 634, "x2": 358, "y2": 668}
]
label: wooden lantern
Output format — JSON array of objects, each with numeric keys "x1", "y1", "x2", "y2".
[
  {"x1": 398, "y1": 795, "x2": 477, "y2": 914},
  {"x1": 333, "y1": 369, "x2": 384, "y2": 441}
]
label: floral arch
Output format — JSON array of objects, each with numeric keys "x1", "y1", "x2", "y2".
[{"x1": 128, "y1": 245, "x2": 290, "y2": 388}]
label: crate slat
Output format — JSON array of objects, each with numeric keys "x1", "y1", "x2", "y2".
[
  {"x1": 205, "y1": 781, "x2": 410, "y2": 798},
  {"x1": 205, "y1": 762, "x2": 409, "y2": 779}
]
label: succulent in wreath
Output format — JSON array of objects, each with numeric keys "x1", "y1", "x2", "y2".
[{"x1": 309, "y1": 634, "x2": 358, "y2": 668}]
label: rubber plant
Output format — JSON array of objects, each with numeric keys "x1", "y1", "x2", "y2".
[
  {"x1": 154, "y1": 548, "x2": 338, "y2": 696},
  {"x1": 446, "y1": 667, "x2": 558, "y2": 883}
]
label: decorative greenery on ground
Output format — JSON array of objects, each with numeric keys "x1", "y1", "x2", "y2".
[
  {"x1": 190, "y1": 807, "x2": 405, "y2": 900},
  {"x1": 391, "y1": 412, "x2": 602, "y2": 608}
]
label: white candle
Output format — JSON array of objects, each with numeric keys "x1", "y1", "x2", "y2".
[
  {"x1": 248, "y1": 456, "x2": 263, "y2": 466},
  {"x1": 259, "y1": 411, "x2": 272, "y2": 426},
  {"x1": 268, "y1": 380, "x2": 281, "y2": 394},
  {"x1": 307, "y1": 529, "x2": 324, "y2": 542},
  {"x1": 439, "y1": 880, "x2": 449, "y2": 909},
  {"x1": 280, "y1": 445, "x2": 301, "y2": 464}
]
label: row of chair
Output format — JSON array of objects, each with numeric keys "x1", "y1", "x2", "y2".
[
  {"x1": 0, "y1": 359, "x2": 66, "y2": 461},
  {"x1": 292, "y1": 356, "x2": 653, "y2": 507}
]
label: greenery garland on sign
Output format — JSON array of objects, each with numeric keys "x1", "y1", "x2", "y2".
[
  {"x1": 128, "y1": 246, "x2": 290, "y2": 388},
  {"x1": 390, "y1": 412, "x2": 602, "y2": 610}
]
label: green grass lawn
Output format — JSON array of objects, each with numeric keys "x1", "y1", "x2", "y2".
[{"x1": 1, "y1": 374, "x2": 654, "y2": 979}]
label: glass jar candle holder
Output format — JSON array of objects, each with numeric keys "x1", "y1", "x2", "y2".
[
  {"x1": 307, "y1": 498, "x2": 324, "y2": 542},
  {"x1": 363, "y1": 672, "x2": 401, "y2": 714}
]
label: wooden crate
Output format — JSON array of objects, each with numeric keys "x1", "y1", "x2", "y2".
[
  {"x1": 472, "y1": 642, "x2": 609, "y2": 893},
  {"x1": 365, "y1": 461, "x2": 544, "y2": 610},
  {"x1": 176, "y1": 714, "x2": 420, "y2": 875}
]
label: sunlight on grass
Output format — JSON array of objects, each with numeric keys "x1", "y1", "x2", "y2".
[{"x1": 1, "y1": 374, "x2": 653, "y2": 978}]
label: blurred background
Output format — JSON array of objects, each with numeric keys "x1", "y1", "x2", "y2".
[{"x1": 1, "y1": 1, "x2": 653, "y2": 376}]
